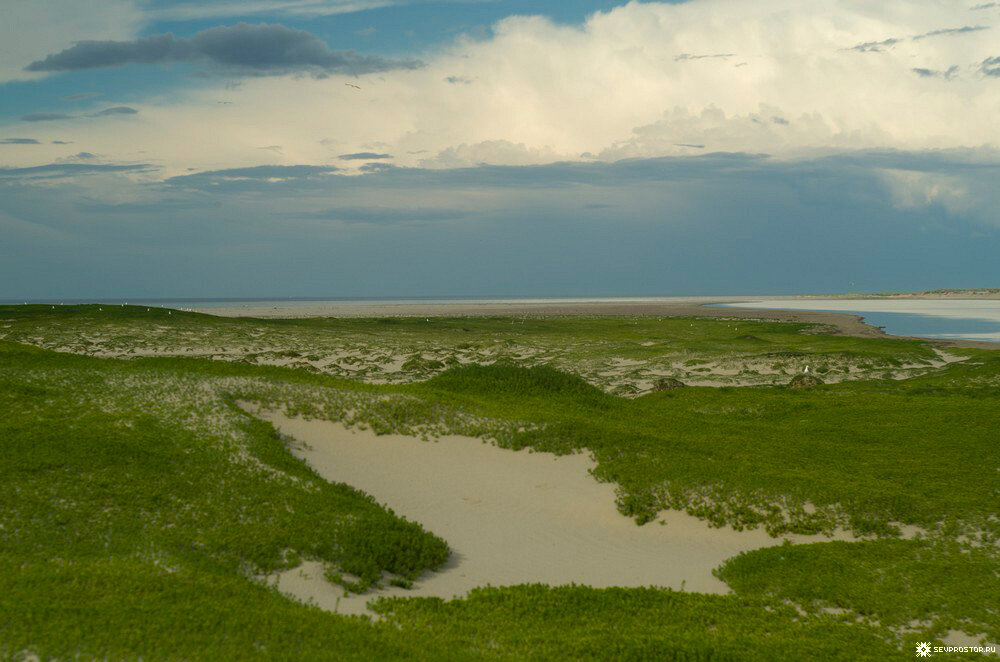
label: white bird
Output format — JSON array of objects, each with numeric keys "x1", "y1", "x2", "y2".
[{"x1": 804, "y1": 366, "x2": 810, "y2": 373}]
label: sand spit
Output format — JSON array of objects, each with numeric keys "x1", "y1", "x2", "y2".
[
  {"x1": 197, "y1": 298, "x2": 883, "y2": 338},
  {"x1": 255, "y1": 411, "x2": 851, "y2": 617}
]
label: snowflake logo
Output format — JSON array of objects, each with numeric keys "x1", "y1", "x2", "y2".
[{"x1": 916, "y1": 641, "x2": 933, "y2": 657}]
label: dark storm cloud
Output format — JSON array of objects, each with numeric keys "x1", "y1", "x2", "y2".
[
  {"x1": 338, "y1": 152, "x2": 392, "y2": 160},
  {"x1": 0, "y1": 138, "x2": 42, "y2": 145},
  {"x1": 4, "y1": 150, "x2": 1000, "y2": 300},
  {"x1": 25, "y1": 23, "x2": 422, "y2": 77}
]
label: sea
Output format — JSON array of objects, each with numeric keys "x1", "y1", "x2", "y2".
[{"x1": 717, "y1": 299, "x2": 1000, "y2": 344}]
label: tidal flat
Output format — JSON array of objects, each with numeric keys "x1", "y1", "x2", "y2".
[{"x1": 2, "y1": 304, "x2": 998, "y2": 660}]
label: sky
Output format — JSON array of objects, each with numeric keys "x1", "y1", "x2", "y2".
[{"x1": 1, "y1": 0, "x2": 999, "y2": 299}]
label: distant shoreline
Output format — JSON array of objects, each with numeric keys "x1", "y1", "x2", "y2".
[
  {"x1": 4, "y1": 288, "x2": 998, "y2": 308},
  {"x1": 5, "y1": 293, "x2": 998, "y2": 349}
]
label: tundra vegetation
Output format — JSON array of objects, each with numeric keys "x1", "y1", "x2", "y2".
[{"x1": 1, "y1": 305, "x2": 997, "y2": 660}]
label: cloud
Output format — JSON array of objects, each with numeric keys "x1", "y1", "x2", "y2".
[
  {"x1": 0, "y1": 163, "x2": 154, "y2": 180},
  {"x1": 20, "y1": 113, "x2": 74, "y2": 122},
  {"x1": 1, "y1": 1, "x2": 142, "y2": 84},
  {"x1": 981, "y1": 56, "x2": 1000, "y2": 77},
  {"x1": 4, "y1": 150, "x2": 999, "y2": 299},
  {"x1": 14, "y1": 1, "x2": 1000, "y2": 176},
  {"x1": 165, "y1": 164, "x2": 340, "y2": 187},
  {"x1": 17, "y1": 107, "x2": 139, "y2": 124},
  {"x1": 912, "y1": 65, "x2": 959, "y2": 79},
  {"x1": 338, "y1": 152, "x2": 392, "y2": 160},
  {"x1": 51, "y1": 140, "x2": 73, "y2": 145},
  {"x1": 94, "y1": 106, "x2": 138, "y2": 116},
  {"x1": 850, "y1": 38, "x2": 900, "y2": 53},
  {"x1": 421, "y1": 140, "x2": 564, "y2": 168},
  {"x1": 25, "y1": 23, "x2": 422, "y2": 77},
  {"x1": 675, "y1": 53, "x2": 735, "y2": 61},
  {"x1": 851, "y1": 25, "x2": 989, "y2": 52},
  {"x1": 145, "y1": 0, "x2": 402, "y2": 21},
  {"x1": 444, "y1": 75, "x2": 472, "y2": 84},
  {"x1": 62, "y1": 92, "x2": 102, "y2": 101},
  {"x1": 912, "y1": 25, "x2": 989, "y2": 40},
  {"x1": 0, "y1": 138, "x2": 42, "y2": 145}
]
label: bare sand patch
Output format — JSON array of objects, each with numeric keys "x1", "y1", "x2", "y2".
[
  {"x1": 255, "y1": 411, "x2": 851, "y2": 616},
  {"x1": 940, "y1": 630, "x2": 999, "y2": 655}
]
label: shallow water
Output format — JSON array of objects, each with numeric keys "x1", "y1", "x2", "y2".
[{"x1": 719, "y1": 299, "x2": 1000, "y2": 343}]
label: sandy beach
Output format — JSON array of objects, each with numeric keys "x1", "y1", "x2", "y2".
[{"x1": 255, "y1": 410, "x2": 856, "y2": 617}]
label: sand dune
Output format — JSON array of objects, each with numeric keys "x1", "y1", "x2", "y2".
[{"x1": 256, "y1": 411, "x2": 851, "y2": 616}]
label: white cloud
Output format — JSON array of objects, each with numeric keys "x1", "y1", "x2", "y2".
[{"x1": 5, "y1": 0, "x2": 1000, "y2": 173}]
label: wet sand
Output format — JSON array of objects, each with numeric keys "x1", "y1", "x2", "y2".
[{"x1": 255, "y1": 411, "x2": 852, "y2": 616}]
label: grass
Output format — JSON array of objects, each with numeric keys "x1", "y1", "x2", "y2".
[
  {"x1": 0, "y1": 304, "x2": 946, "y2": 391},
  {"x1": 717, "y1": 539, "x2": 1000, "y2": 644},
  {"x1": 406, "y1": 360, "x2": 1000, "y2": 538},
  {"x1": 2, "y1": 305, "x2": 998, "y2": 659}
]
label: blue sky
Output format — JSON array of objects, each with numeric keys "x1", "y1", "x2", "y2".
[{"x1": 1, "y1": 0, "x2": 998, "y2": 298}]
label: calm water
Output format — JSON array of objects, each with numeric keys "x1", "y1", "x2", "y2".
[{"x1": 719, "y1": 299, "x2": 1000, "y2": 344}]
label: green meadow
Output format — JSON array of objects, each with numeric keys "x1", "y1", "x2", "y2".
[{"x1": 1, "y1": 305, "x2": 997, "y2": 660}]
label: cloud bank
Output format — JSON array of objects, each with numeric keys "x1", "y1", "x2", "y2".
[
  {"x1": 25, "y1": 23, "x2": 422, "y2": 77},
  {"x1": 2, "y1": 150, "x2": 997, "y2": 298},
  {"x1": 11, "y1": 0, "x2": 993, "y2": 177}
]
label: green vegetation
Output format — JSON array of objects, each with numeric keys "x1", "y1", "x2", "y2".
[
  {"x1": 0, "y1": 304, "x2": 948, "y2": 391},
  {"x1": 2, "y1": 305, "x2": 998, "y2": 659},
  {"x1": 373, "y1": 585, "x2": 904, "y2": 661},
  {"x1": 717, "y1": 539, "x2": 1000, "y2": 645},
  {"x1": 406, "y1": 361, "x2": 1000, "y2": 538}
]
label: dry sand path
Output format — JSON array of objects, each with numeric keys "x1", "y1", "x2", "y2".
[{"x1": 256, "y1": 411, "x2": 850, "y2": 616}]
